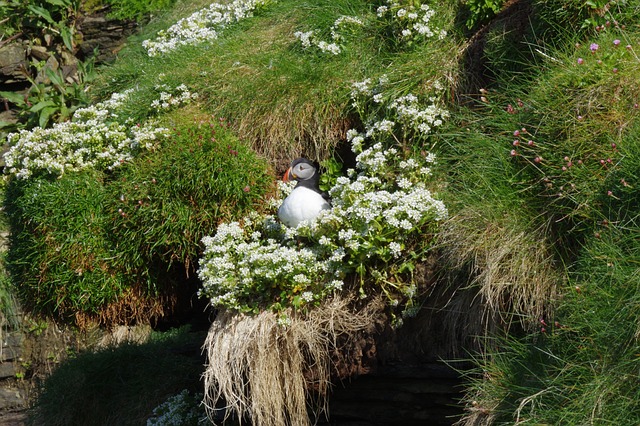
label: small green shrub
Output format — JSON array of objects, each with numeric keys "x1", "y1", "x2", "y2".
[
  {"x1": 462, "y1": 0, "x2": 505, "y2": 30},
  {"x1": 107, "y1": 114, "x2": 273, "y2": 277},
  {"x1": 4, "y1": 170, "x2": 124, "y2": 321},
  {"x1": 4, "y1": 114, "x2": 272, "y2": 326}
]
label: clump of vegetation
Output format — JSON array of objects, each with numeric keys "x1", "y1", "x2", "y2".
[
  {"x1": 203, "y1": 296, "x2": 382, "y2": 426},
  {"x1": 4, "y1": 111, "x2": 271, "y2": 325},
  {"x1": 147, "y1": 389, "x2": 206, "y2": 426},
  {"x1": 449, "y1": 10, "x2": 640, "y2": 426}
]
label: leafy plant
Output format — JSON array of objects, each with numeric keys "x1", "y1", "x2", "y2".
[
  {"x1": 0, "y1": 0, "x2": 80, "y2": 50},
  {"x1": 0, "y1": 55, "x2": 96, "y2": 133},
  {"x1": 462, "y1": 0, "x2": 505, "y2": 30}
]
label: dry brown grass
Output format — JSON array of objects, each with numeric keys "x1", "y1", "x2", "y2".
[
  {"x1": 74, "y1": 285, "x2": 171, "y2": 330},
  {"x1": 437, "y1": 208, "x2": 560, "y2": 349},
  {"x1": 202, "y1": 295, "x2": 383, "y2": 426}
]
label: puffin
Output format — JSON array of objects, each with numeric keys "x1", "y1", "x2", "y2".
[{"x1": 277, "y1": 158, "x2": 331, "y2": 227}]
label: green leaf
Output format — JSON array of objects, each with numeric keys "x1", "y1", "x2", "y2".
[
  {"x1": 0, "y1": 91, "x2": 26, "y2": 105},
  {"x1": 45, "y1": 0, "x2": 72, "y2": 7},
  {"x1": 45, "y1": 67, "x2": 65, "y2": 87},
  {"x1": 27, "y1": 5, "x2": 55, "y2": 24},
  {"x1": 38, "y1": 106, "x2": 57, "y2": 128},
  {"x1": 60, "y1": 25, "x2": 74, "y2": 52},
  {"x1": 29, "y1": 99, "x2": 56, "y2": 113}
]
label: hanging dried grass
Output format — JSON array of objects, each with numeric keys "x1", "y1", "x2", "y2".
[
  {"x1": 202, "y1": 295, "x2": 382, "y2": 426},
  {"x1": 437, "y1": 210, "x2": 560, "y2": 347}
]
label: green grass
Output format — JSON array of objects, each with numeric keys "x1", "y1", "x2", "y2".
[
  {"x1": 93, "y1": 0, "x2": 461, "y2": 164},
  {"x1": 462, "y1": 222, "x2": 640, "y2": 425},
  {"x1": 445, "y1": 8, "x2": 640, "y2": 425}
]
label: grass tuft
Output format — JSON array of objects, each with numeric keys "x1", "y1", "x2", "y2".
[{"x1": 202, "y1": 295, "x2": 383, "y2": 426}]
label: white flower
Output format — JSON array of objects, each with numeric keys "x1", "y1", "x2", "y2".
[
  {"x1": 294, "y1": 30, "x2": 314, "y2": 48},
  {"x1": 317, "y1": 41, "x2": 341, "y2": 55},
  {"x1": 396, "y1": 177, "x2": 413, "y2": 189},
  {"x1": 388, "y1": 242, "x2": 402, "y2": 258},
  {"x1": 143, "y1": 0, "x2": 268, "y2": 56}
]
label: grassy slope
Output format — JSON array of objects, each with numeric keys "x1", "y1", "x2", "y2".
[{"x1": 10, "y1": 0, "x2": 640, "y2": 424}]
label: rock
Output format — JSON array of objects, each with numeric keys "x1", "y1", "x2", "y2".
[
  {"x1": 1, "y1": 333, "x2": 23, "y2": 363},
  {"x1": 34, "y1": 55, "x2": 60, "y2": 85},
  {"x1": 29, "y1": 45, "x2": 50, "y2": 61},
  {"x1": 0, "y1": 387, "x2": 27, "y2": 410},
  {"x1": 0, "y1": 43, "x2": 27, "y2": 84},
  {"x1": 77, "y1": 12, "x2": 138, "y2": 63},
  {"x1": 0, "y1": 362, "x2": 18, "y2": 380}
]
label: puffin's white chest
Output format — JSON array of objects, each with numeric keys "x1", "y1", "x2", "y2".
[{"x1": 278, "y1": 186, "x2": 330, "y2": 228}]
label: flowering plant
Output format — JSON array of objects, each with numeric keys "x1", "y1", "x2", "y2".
[
  {"x1": 142, "y1": 0, "x2": 271, "y2": 57},
  {"x1": 293, "y1": 0, "x2": 446, "y2": 56},
  {"x1": 150, "y1": 83, "x2": 199, "y2": 110},
  {"x1": 198, "y1": 82, "x2": 448, "y2": 320},
  {"x1": 147, "y1": 390, "x2": 206, "y2": 426},
  {"x1": 294, "y1": 16, "x2": 364, "y2": 56},
  {"x1": 374, "y1": 0, "x2": 447, "y2": 47},
  {"x1": 3, "y1": 90, "x2": 169, "y2": 180}
]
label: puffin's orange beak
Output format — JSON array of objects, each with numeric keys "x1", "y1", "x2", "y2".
[{"x1": 282, "y1": 167, "x2": 292, "y2": 182}]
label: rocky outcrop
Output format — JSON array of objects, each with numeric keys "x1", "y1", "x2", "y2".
[
  {"x1": 76, "y1": 11, "x2": 138, "y2": 63},
  {"x1": 0, "y1": 43, "x2": 28, "y2": 85},
  {"x1": 0, "y1": 331, "x2": 28, "y2": 425}
]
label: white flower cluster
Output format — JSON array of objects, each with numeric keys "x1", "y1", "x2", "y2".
[
  {"x1": 350, "y1": 77, "x2": 448, "y2": 139},
  {"x1": 330, "y1": 16, "x2": 364, "y2": 41},
  {"x1": 294, "y1": 14, "x2": 364, "y2": 56},
  {"x1": 147, "y1": 390, "x2": 205, "y2": 426},
  {"x1": 293, "y1": 31, "x2": 341, "y2": 55},
  {"x1": 3, "y1": 90, "x2": 169, "y2": 179},
  {"x1": 198, "y1": 85, "x2": 448, "y2": 313},
  {"x1": 150, "y1": 84, "x2": 199, "y2": 110},
  {"x1": 389, "y1": 93, "x2": 450, "y2": 135},
  {"x1": 198, "y1": 218, "x2": 344, "y2": 312},
  {"x1": 349, "y1": 75, "x2": 390, "y2": 112},
  {"x1": 142, "y1": 0, "x2": 268, "y2": 57},
  {"x1": 376, "y1": 0, "x2": 447, "y2": 41}
]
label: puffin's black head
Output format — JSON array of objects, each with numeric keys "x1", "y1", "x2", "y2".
[
  {"x1": 282, "y1": 157, "x2": 330, "y2": 199},
  {"x1": 283, "y1": 158, "x2": 318, "y2": 183}
]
